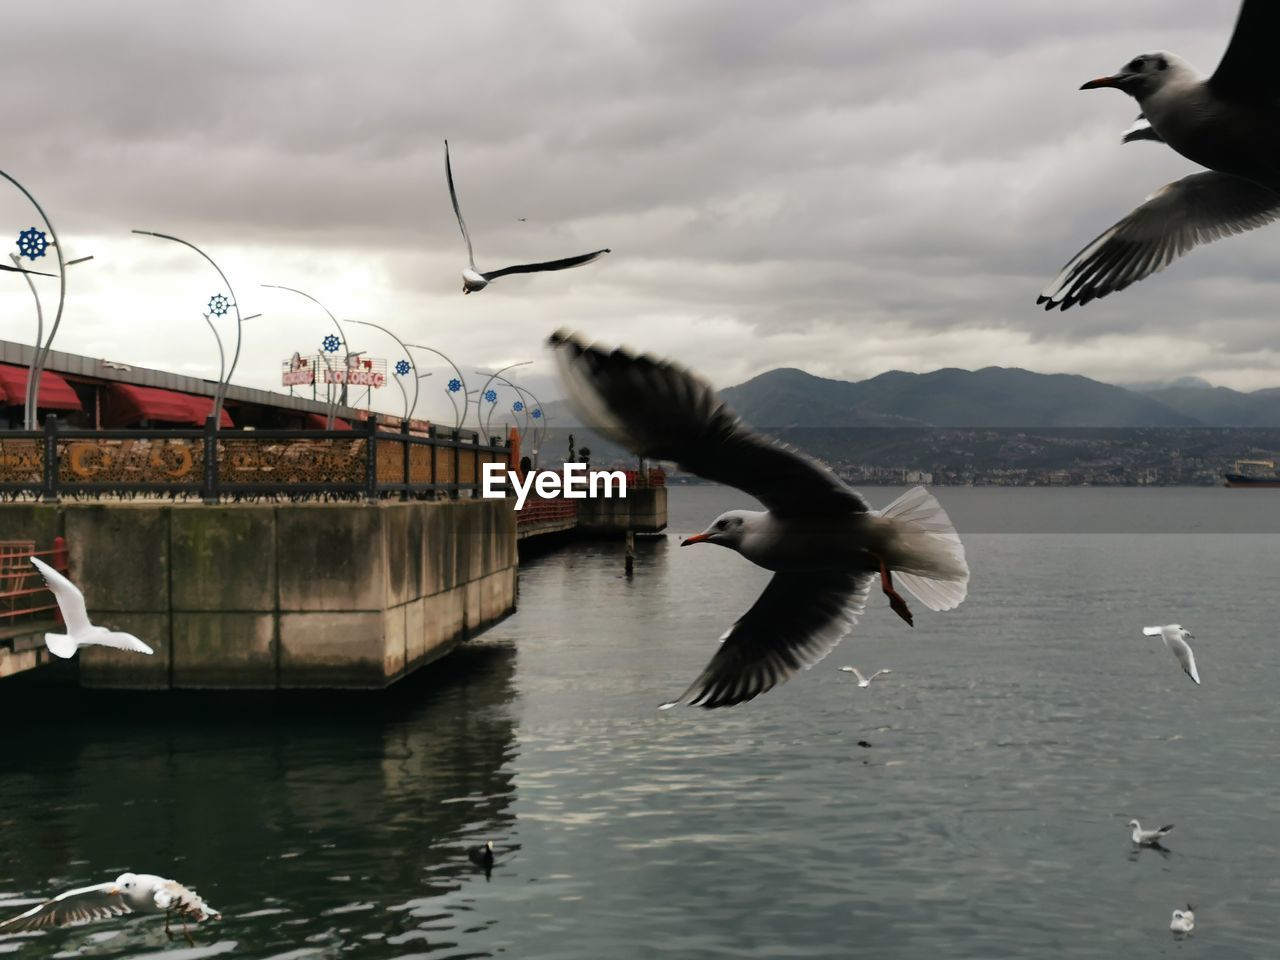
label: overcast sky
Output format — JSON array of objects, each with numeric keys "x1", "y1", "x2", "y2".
[{"x1": 1, "y1": 0, "x2": 1276, "y2": 424}]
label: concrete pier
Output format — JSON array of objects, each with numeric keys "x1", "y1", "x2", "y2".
[
  {"x1": 575, "y1": 486, "x2": 667, "y2": 536},
  {"x1": 2, "y1": 500, "x2": 516, "y2": 689}
]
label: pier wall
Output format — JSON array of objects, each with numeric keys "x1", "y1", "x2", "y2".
[
  {"x1": 574, "y1": 486, "x2": 667, "y2": 535},
  {"x1": 1, "y1": 499, "x2": 516, "y2": 689}
]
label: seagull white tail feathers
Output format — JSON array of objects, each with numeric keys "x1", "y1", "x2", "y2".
[
  {"x1": 44, "y1": 633, "x2": 79, "y2": 659},
  {"x1": 877, "y1": 486, "x2": 969, "y2": 611}
]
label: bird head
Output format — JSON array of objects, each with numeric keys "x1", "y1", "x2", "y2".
[
  {"x1": 1127, "y1": 819, "x2": 1140, "y2": 829},
  {"x1": 682, "y1": 511, "x2": 750, "y2": 550},
  {"x1": 486, "y1": 840, "x2": 493, "y2": 851},
  {"x1": 1081, "y1": 51, "x2": 1190, "y2": 100},
  {"x1": 110, "y1": 873, "x2": 138, "y2": 896},
  {"x1": 462, "y1": 269, "x2": 488, "y2": 295}
]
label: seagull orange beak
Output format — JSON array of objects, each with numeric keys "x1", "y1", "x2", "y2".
[
  {"x1": 681, "y1": 532, "x2": 710, "y2": 546},
  {"x1": 1080, "y1": 74, "x2": 1123, "y2": 90}
]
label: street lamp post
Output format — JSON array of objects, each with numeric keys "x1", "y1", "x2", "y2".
[
  {"x1": 1, "y1": 168, "x2": 91, "y2": 429},
  {"x1": 261, "y1": 284, "x2": 352, "y2": 430},
  {"x1": 346, "y1": 319, "x2": 420, "y2": 426},
  {"x1": 132, "y1": 230, "x2": 250, "y2": 431},
  {"x1": 484, "y1": 372, "x2": 548, "y2": 466},
  {"x1": 475, "y1": 361, "x2": 532, "y2": 443},
  {"x1": 405, "y1": 343, "x2": 469, "y2": 432}
]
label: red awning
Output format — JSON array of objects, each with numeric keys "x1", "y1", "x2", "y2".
[
  {"x1": 0, "y1": 364, "x2": 83, "y2": 411},
  {"x1": 103, "y1": 382, "x2": 233, "y2": 428},
  {"x1": 303, "y1": 412, "x2": 351, "y2": 430}
]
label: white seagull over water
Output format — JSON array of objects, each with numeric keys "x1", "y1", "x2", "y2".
[
  {"x1": 1170, "y1": 905, "x2": 1196, "y2": 934},
  {"x1": 840, "y1": 667, "x2": 892, "y2": 687},
  {"x1": 0, "y1": 872, "x2": 219, "y2": 944},
  {"x1": 548, "y1": 330, "x2": 969, "y2": 710},
  {"x1": 1040, "y1": 0, "x2": 1280, "y2": 309},
  {"x1": 29, "y1": 556, "x2": 154, "y2": 659},
  {"x1": 445, "y1": 141, "x2": 610, "y2": 295},
  {"x1": 1129, "y1": 819, "x2": 1174, "y2": 846},
  {"x1": 1143, "y1": 624, "x2": 1201, "y2": 685}
]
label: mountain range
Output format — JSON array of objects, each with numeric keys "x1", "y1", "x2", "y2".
[{"x1": 710, "y1": 367, "x2": 1280, "y2": 428}]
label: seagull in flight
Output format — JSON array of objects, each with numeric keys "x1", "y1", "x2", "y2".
[
  {"x1": 0, "y1": 872, "x2": 219, "y2": 945},
  {"x1": 1143, "y1": 624, "x2": 1201, "y2": 685},
  {"x1": 840, "y1": 666, "x2": 892, "y2": 687},
  {"x1": 1040, "y1": 0, "x2": 1280, "y2": 309},
  {"x1": 1129, "y1": 819, "x2": 1174, "y2": 846},
  {"x1": 29, "y1": 556, "x2": 154, "y2": 659},
  {"x1": 549, "y1": 330, "x2": 969, "y2": 709},
  {"x1": 444, "y1": 141, "x2": 610, "y2": 295}
]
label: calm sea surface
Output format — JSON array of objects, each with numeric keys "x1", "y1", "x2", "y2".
[{"x1": 3, "y1": 486, "x2": 1280, "y2": 959}]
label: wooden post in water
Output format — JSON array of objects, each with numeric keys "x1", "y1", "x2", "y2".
[{"x1": 625, "y1": 529, "x2": 635, "y2": 577}]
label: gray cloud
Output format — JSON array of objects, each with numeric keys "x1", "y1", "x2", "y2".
[{"x1": 1, "y1": 0, "x2": 1276, "y2": 423}]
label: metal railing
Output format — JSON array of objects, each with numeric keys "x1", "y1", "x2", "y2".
[
  {"x1": 0, "y1": 537, "x2": 66, "y2": 624},
  {"x1": 515, "y1": 497, "x2": 579, "y2": 527},
  {"x1": 0, "y1": 416, "x2": 512, "y2": 503}
]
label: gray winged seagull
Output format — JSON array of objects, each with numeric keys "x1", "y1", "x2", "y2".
[
  {"x1": 1143, "y1": 624, "x2": 1201, "y2": 684},
  {"x1": 840, "y1": 666, "x2": 892, "y2": 687},
  {"x1": 445, "y1": 141, "x2": 610, "y2": 295},
  {"x1": 1129, "y1": 819, "x2": 1174, "y2": 846},
  {"x1": 548, "y1": 329, "x2": 969, "y2": 709},
  {"x1": 29, "y1": 556, "x2": 154, "y2": 659},
  {"x1": 1040, "y1": 0, "x2": 1280, "y2": 310},
  {"x1": 1170, "y1": 905, "x2": 1196, "y2": 935},
  {"x1": 0, "y1": 872, "x2": 219, "y2": 945}
]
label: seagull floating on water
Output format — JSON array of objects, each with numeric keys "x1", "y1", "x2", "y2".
[
  {"x1": 1171, "y1": 905, "x2": 1195, "y2": 934},
  {"x1": 1129, "y1": 819, "x2": 1174, "y2": 846},
  {"x1": 548, "y1": 329, "x2": 969, "y2": 709},
  {"x1": 29, "y1": 556, "x2": 154, "y2": 659},
  {"x1": 1040, "y1": 0, "x2": 1280, "y2": 309},
  {"x1": 0, "y1": 872, "x2": 219, "y2": 945},
  {"x1": 445, "y1": 141, "x2": 610, "y2": 295},
  {"x1": 1143, "y1": 624, "x2": 1200, "y2": 685},
  {"x1": 840, "y1": 667, "x2": 892, "y2": 687}
]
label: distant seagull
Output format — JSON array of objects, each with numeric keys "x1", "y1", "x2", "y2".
[
  {"x1": 1171, "y1": 905, "x2": 1195, "y2": 935},
  {"x1": 1143, "y1": 624, "x2": 1201, "y2": 685},
  {"x1": 0, "y1": 872, "x2": 219, "y2": 945},
  {"x1": 1039, "y1": 0, "x2": 1280, "y2": 310},
  {"x1": 840, "y1": 666, "x2": 892, "y2": 687},
  {"x1": 0, "y1": 263, "x2": 56, "y2": 278},
  {"x1": 444, "y1": 140, "x2": 610, "y2": 295},
  {"x1": 468, "y1": 841, "x2": 495, "y2": 879},
  {"x1": 548, "y1": 329, "x2": 969, "y2": 709},
  {"x1": 1129, "y1": 819, "x2": 1174, "y2": 846},
  {"x1": 29, "y1": 556, "x2": 154, "y2": 659}
]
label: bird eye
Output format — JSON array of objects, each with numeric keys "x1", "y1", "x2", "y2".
[
  {"x1": 1154, "y1": 56, "x2": 1167, "y2": 70},
  {"x1": 715, "y1": 519, "x2": 728, "y2": 530},
  {"x1": 1128, "y1": 57, "x2": 1145, "y2": 71}
]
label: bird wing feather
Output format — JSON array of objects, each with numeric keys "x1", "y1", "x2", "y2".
[
  {"x1": 0, "y1": 883, "x2": 131, "y2": 932},
  {"x1": 1039, "y1": 171, "x2": 1280, "y2": 310},
  {"x1": 548, "y1": 329, "x2": 868, "y2": 517},
  {"x1": 1209, "y1": 0, "x2": 1280, "y2": 102},
  {"x1": 483, "y1": 249, "x2": 611, "y2": 280},
  {"x1": 29, "y1": 557, "x2": 93, "y2": 635},
  {"x1": 444, "y1": 140, "x2": 476, "y2": 269},
  {"x1": 661, "y1": 571, "x2": 872, "y2": 709}
]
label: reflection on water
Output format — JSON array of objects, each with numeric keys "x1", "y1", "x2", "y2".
[
  {"x1": 2, "y1": 487, "x2": 1280, "y2": 958},
  {"x1": 0, "y1": 644, "x2": 520, "y2": 958}
]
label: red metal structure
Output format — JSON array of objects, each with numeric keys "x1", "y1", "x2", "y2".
[{"x1": 0, "y1": 536, "x2": 67, "y2": 624}]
